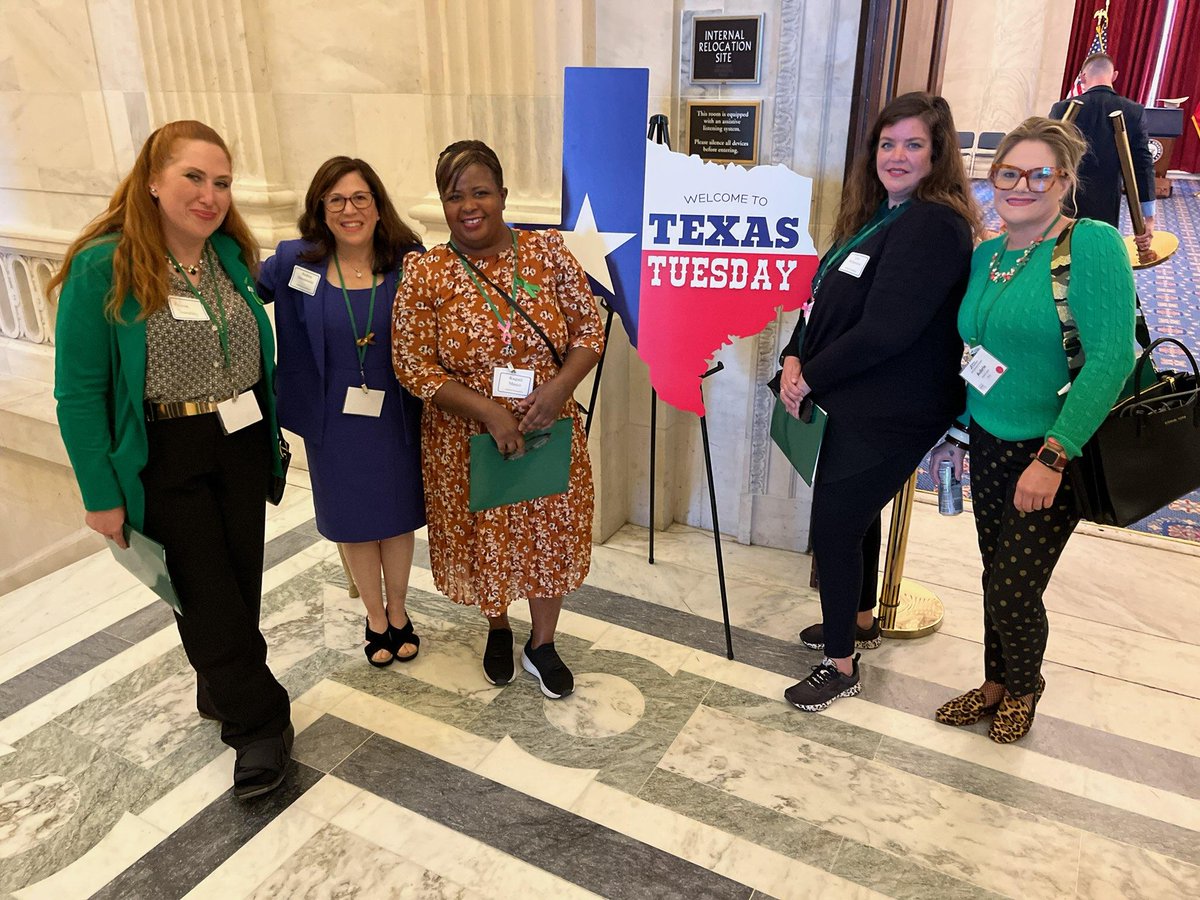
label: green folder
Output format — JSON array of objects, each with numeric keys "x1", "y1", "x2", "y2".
[
  {"x1": 106, "y1": 526, "x2": 182, "y2": 614},
  {"x1": 469, "y1": 417, "x2": 573, "y2": 511},
  {"x1": 770, "y1": 396, "x2": 827, "y2": 487}
]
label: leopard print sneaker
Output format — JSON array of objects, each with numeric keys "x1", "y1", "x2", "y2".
[
  {"x1": 934, "y1": 687, "x2": 1001, "y2": 726},
  {"x1": 988, "y1": 676, "x2": 1047, "y2": 744}
]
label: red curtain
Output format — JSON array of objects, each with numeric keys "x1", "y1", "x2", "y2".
[
  {"x1": 1059, "y1": 0, "x2": 1170, "y2": 103},
  {"x1": 1156, "y1": 0, "x2": 1200, "y2": 172}
]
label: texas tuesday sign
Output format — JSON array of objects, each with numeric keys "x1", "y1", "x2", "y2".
[{"x1": 552, "y1": 68, "x2": 817, "y2": 415}]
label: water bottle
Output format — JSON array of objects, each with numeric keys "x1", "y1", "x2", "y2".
[{"x1": 938, "y1": 459, "x2": 963, "y2": 516}]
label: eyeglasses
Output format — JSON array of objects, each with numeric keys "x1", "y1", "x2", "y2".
[
  {"x1": 988, "y1": 164, "x2": 1066, "y2": 193},
  {"x1": 324, "y1": 192, "x2": 375, "y2": 212}
]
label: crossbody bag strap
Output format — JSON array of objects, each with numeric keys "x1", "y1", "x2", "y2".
[
  {"x1": 457, "y1": 252, "x2": 565, "y2": 369},
  {"x1": 1051, "y1": 221, "x2": 1153, "y2": 382}
]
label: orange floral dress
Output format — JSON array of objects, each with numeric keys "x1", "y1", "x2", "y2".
[{"x1": 393, "y1": 229, "x2": 605, "y2": 615}]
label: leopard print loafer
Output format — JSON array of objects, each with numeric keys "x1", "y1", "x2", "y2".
[
  {"x1": 935, "y1": 688, "x2": 1001, "y2": 726},
  {"x1": 988, "y1": 676, "x2": 1046, "y2": 744}
]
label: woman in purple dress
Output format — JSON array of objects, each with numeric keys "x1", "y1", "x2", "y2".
[{"x1": 258, "y1": 157, "x2": 426, "y2": 666}]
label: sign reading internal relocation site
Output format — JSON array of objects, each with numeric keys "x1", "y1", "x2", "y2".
[{"x1": 690, "y1": 15, "x2": 764, "y2": 84}]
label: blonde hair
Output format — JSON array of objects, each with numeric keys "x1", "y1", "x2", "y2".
[
  {"x1": 47, "y1": 120, "x2": 259, "y2": 321},
  {"x1": 991, "y1": 117, "x2": 1089, "y2": 194}
]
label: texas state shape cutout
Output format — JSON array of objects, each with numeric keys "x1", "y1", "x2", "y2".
[{"x1": 551, "y1": 67, "x2": 818, "y2": 415}]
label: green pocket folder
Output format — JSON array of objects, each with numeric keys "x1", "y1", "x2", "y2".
[
  {"x1": 468, "y1": 417, "x2": 574, "y2": 512},
  {"x1": 769, "y1": 396, "x2": 827, "y2": 487},
  {"x1": 106, "y1": 525, "x2": 182, "y2": 614}
]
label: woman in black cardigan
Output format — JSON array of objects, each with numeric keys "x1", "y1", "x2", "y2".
[{"x1": 780, "y1": 92, "x2": 979, "y2": 711}]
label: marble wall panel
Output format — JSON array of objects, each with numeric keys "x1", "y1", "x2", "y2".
[
  {"x1": 258, "y1": 0, "x2": 423, "y2": 95},
  {"x1": 2, "y1": 0, "x2": 101, "y2": 93},
  {"x1": 942, "y1": 0, "x2": 1075, "y2": 137},
  {"x1": 0, "y1": 93, "x2": 95, "y2": 173}
]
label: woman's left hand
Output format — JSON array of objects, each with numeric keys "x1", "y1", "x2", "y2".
[
  {"x1": 516, "y1": 378, "x2": 572, "y2": 432},
  {"x1": 1013, "y1": 460, "x2": 1063, "y2": 513}
]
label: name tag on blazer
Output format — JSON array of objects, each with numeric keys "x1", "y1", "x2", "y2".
[
  {"x1": 287, "y1": 266, "x2": 320, "y2": 296},
  {"x1": 838, "y1": 252, "x2": 870, "y2": 278}
]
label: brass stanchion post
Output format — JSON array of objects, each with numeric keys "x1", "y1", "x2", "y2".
[
  {"x1": 877, "y1": 472, "x2": 943, "y2": 639},
  {"x1": 337, "y1": 543, "x2": 360, "y2": 599}
]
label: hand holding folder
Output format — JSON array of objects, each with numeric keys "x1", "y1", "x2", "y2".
[
  {"x1": 468, "y1": 417, "x2": 573, "y2": 511},
  {"x1": 769, "y1": 395, "x2": 827, "y2": 487},
  {"x1": 106, "y1": 525, "x2": 182, "y2": 614}
]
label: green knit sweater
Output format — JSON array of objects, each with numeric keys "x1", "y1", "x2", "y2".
[{"x1": 957, "y1": 218, "x2": 1135, "y2": 458}]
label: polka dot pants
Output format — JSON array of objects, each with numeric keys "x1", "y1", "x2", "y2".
[{"x1": 969, "y1": 425, "x2": 1080, "y2": 697}]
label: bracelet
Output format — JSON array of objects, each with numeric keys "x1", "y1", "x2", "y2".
[
  {"x1": 943, "y1": 434, "x2": 969, "y2": 451},
  {"x1": 946, "y1": 422, "x2": 970, "y2": 446}
]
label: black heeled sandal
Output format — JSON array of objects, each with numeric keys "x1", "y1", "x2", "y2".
[
  {"x1": 389, "y1": 617, "x2": 421, "y2": 663},
  {"x1": 364, "y1": 618, "x2": 395, "y2": 667}
]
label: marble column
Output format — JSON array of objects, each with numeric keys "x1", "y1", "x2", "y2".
[
  {"x1": 130, "y1": 0, "x2": 298, "y2": 242},
  {"x1": 408, "y1": 0, "x2": 596, "y2": 238}
]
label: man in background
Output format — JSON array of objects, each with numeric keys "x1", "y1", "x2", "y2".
[{"x1": 1050, "y1": 53, "x2": 1155, "y2": 253}]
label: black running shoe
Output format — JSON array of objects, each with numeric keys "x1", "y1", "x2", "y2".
[
  {"x1": 483, "y1": 627, "x2": 515, "y2": 685},
  {"x1": 521, "y1": 639, "x2": 574, "y2": 699},
  {"x1": 784, "y1": 655, "x2": 861, "y2": 712},
  {"x1": 799, "y1": 618, "x2": 881, "y2": 651}
]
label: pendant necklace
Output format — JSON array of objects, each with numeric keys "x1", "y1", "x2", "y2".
[
  {"x1": 167, "y1": 255, "x2": 200, "y2": 276},
  {"x1": 987, "y1": 214, "x2": 1061, "y2": 283}
]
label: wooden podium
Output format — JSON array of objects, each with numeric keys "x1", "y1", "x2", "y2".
[{"x1": 1145, "y1": 105, "x2": 1185, "y2": 198}]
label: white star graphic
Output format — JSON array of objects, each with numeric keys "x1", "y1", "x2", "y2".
[{"x1": 559, "y1": 194, "x2": 636, "y2": 294}]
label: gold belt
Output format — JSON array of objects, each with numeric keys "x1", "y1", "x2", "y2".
[{"x1": 145, "y1": 398, "x2": 223, "y2": 421}]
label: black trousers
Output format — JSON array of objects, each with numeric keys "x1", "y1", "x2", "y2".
[
  {"x1": 969, "y1": 425, "x2": 1079, "y2": 696},
  {"x1": 809, "y1": 427, "x2": 935, "y2": 660},
  {"x1": 141, "y1": 413, "x2": 291, "y2": 749}
]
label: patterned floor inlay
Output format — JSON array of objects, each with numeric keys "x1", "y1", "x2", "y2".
[{"x1": 2, "y1": 534, "x2": 1199, "y2": 899}]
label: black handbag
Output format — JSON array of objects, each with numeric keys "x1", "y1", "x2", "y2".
[
  {"x1": 1067, "y1": 339, "x2": 1200, "y2": 526},
  {"x1": 1051, "y1": 226, "x2": 1200, "y2": 526}
]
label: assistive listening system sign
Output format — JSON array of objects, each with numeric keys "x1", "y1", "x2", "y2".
[
  {"x1": 691, "y1": 15, "x2": 763, "y2": 83},
  {"x1": 687, "y1": 101, "x2": 760, "y2": 164}
]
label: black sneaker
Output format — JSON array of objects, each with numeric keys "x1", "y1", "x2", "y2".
[
  {"x1": 800, "y1": 618, "x2": 881, "y2": 651},
  {"x1": 521, "y1": 639, "x2": 574, "y2": 699},
  {"x1": 784, "y1": 655, "x2": 861, "y2": 712},
  {"x1": 483, "y1": 627, "x2": 515, "y2": 685}
]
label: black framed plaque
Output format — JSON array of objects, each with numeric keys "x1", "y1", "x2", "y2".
[
  {"x1": 686, "y1": 101, "x2": 760, "y2": 165},
  {"x1": 690, "y1": 14, "x2": 764, "y2": 84}
]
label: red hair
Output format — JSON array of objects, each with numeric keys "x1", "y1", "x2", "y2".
[{"x1": 48, "y1": 120, "x2": 260, "y2": 320}]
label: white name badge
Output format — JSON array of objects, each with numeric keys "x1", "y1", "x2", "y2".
[
  {"x1": 838, "y1": 252, "x2": 870, "y2": 278},
  {"x1": 492, "y1": 366, "x2": 535, "y2": 399},
  {"x1": 960, "y1": 346, "x2": 1008, "y2": 395},
  {"x1": 287, "y1": 266, "x2": 320, "y2": 296},
  {"x1": 343, "y1": 385, "x2": 385, "y2": 417},
  {"x1": 168, "y1": 294, "x2": 210, "y2": 321},
  {"x1": 217, "y1": 391, "x2": 264, "y2": 433}
]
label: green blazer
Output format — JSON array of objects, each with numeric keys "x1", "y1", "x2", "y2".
[{"x1": 54, "y1": 231, "x2": 283, "y2": 531}]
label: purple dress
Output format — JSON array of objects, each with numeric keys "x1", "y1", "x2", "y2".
[{"x1": 259, "y1": 241, "x2": 425, "y2": 543}]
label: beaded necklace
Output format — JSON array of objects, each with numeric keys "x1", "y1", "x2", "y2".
[{"x1": 987, "y1": 214, "x2": 1061, "y2": 283}]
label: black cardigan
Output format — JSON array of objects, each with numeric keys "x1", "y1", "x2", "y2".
[{"x1": 782, "y1": 200, "x2": 972, "y2": 439}]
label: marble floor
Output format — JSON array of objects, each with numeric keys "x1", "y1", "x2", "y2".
[{"x1": 1, "y1": 472, "x2": 1199, "y2": 899}]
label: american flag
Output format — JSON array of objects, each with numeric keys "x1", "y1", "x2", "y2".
[{"x1": 1069, "y1": 3, "x2": 1110, "y2": 97}]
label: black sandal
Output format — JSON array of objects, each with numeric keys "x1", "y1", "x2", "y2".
[
  {"x1": 389, "y1": 617, "x2": 421, "y2": 663},
  {"x1": 364, "y1": 618, "x2": 395, "y2": 667}
]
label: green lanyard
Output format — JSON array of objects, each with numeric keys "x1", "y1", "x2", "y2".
[
  {"x1": 332, "y1": 255, "x2": 379, "y2": 390},
  {"x1": 451, "y1": 229, "x2": 522, "y2": 357},
  {"x1": 168, "y1": 243, "x2": 231, "y2": 373},
  {"x1": 811, "y1": 200, "x2": 910, "y2": 298}
]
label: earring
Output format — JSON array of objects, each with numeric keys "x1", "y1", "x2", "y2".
[{"x1": 150, "y1": 187, "x2": 158, "y2": 197}]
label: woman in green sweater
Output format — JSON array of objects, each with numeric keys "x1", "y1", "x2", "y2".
[{"x1": 929, "y1": 117, "x2": 1135, "y2": 743}]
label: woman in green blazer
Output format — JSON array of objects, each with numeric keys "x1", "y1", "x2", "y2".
[{"x1": 50, "y1": 120, "x2": 293, "y2": 799}]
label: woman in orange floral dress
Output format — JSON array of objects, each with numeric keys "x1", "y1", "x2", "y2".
[{"x1": 393, "y1": 140, "x2": 604, "y2": 699}]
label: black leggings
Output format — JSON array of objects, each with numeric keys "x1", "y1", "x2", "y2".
[
  {"x1": 969, "y1": 425, "x2": 1079, "y2": 696},
  {"x1": 809, "y1": 437, "x2": 932, "y2": 660},
  {"x1": 141, "y1": 414, "x2": 291, "y2": 749}
]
